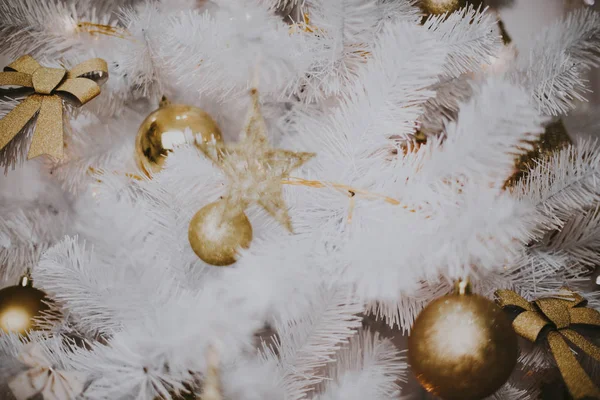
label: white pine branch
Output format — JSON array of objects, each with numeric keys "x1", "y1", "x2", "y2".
[
  {"x1": 509, "y1": 8, "x2": 600, "y2": 115},
  {"x1": 65, "y1": 283, "x2": 262, "y2": 399},
  {"x1": 0, "y1": 334, "x2": 79, "y2": 383},
  {"x1": 69, "y1": 336, "x2": 186, "y2": 400},
  {"x1": 0, "y1": 208, "x2": 69, "y2": 284},
  {"x1": 0, "y1": 333, "x2": 31, "y2": 380},
  {"x1": 0, "y1": 0, "x2": 115, "y2": 60},
  {"x1": 222, "y1": 357, "x2": 288, "y2": 400},
  {"x1": 290, "y1": 19, "x2": 448, "y2": 168},
  {"x1": 0, "y1": 162, "x2": 71, "y2": 283},
  {"x1": 418, "y1": 75, "x2": 473, "y2": 136},
  {"x1": 516, "y1": 140, "x2": 600, "y2": 224},
  {"x1": 538, "y1": 206, "x2": 600, "y2": 269},
  {"x1": 501, "y1": 249, "x2": 574, "y2": 301},
  {"x1": 511, "y1": 51, "x2": 586, "y2": 116},
  {"x1": 423, "y1": 77, "x2": 547, "y2": 187},
  {"x1": 266, "y1": 285, "x2": 363, "y2": 399},
  {"x1": 34, "y1": 237, "x2": 123, "y2": 335},
  {"x1": 364, "y1": 282, "x2": 451, "y2": 332},
  {"x1": 531, "y1": 8, "x2": 600, "y2": 70},
  {"x1": 488, "y1": 383, "x2": 540, "y2": 400},
  {"x1": 290, "y1": 0, "x2": 421, "y2": 102},
  {"x1": 115, "y1": 4, "x2": 176, "y2": 99},
  {"x1": 35, "y1": 231, "x2": 187, "y2": 338},
  {"x1": 424, "y1": 5, "x2": 503, "y2": 78},
  {"x1": 289, "y1": 77, "x2": 543, "y2": 305},
  {"x1": 165, "y1": 1, "x2": 311, "y2": 100},
  {"x1": 497, "y1": 206, "x2": 600, "y2": 302},
  {"x1": 50, "y1": 109, "x2": 141, "y2": 194},
  {"x1": 518, "y1": 341, "x2": 554, "y2": 371},
  {"x1": 313, "y1": 330, "x2": 405, "y2": 400}
]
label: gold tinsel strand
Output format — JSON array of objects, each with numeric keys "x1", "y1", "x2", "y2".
[{"x1": 76, "y1": 22, "x2": 131, "y2": 39}]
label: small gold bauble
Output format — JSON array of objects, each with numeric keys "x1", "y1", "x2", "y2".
[
  {"x1": 419, "y1": 0, "x2": 465, "y2": 14},
  {"x1": 506, "y1": 119, "x2": 571, "y2": 187},
  {"x1": 0, "y1": 275, "x2": 49, "y2": 335},
  {"x1": 419, "y1": 0, "x2": 485, "y2": 15},
  {"x1": 188, "y1": 201, "x2": 253, "y2": 266},
  {"x1": 135, "y1": 99, "x2": 223, "y2": 177},
  {"x1": 408, "y1": 282, "x2": 517, "y2": 400}
]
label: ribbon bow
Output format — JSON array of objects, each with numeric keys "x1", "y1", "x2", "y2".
[
  {"x1": 0, "y1": 55, "x2": 108, "y2": 160},
  {"x1": 8, "y1": 343, "x2": 87, "y2": 400},
  {"x1": 495, "y1": 288, "x2": 600, "y2": 400}
]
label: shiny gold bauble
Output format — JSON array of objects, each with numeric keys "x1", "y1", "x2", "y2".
[
  {"x1": 505, "y1": 119, "x2": 572, "y2": 187},
  {"x1": 0, "y1": 276, "x2": 49, "y2": 335},
  {"x1": 188, "y1": 201, "x2": 253, "y2": 266},
  {"x1": 408, "y1": 282, "x2": 518, "y2": 400},
  {"x1": 419, "y1": 0, "x2": 482, "y2": 15},
  {"x1": 135, "y1": 99, "x2": 223, "y2": 177}
]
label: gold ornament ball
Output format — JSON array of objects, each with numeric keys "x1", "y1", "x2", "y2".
[
  {"x1": 419, "y1": 0, "x2": 482, "y2": 15},
  {"x1": 408, "y1": 284, "x2": 517, "y2": 400},
  {"x1": 0, "y1": 276, "x2": 49, "y2": 335},
  {"x1": 506, "y1": 119, "x2": 571, "y2": 187},
  {"x1": 188, "y1": 201, "x2": 253, "y2": 266},
  {"x1": 135, "y1": 100, "x2": 223, "y2": 177}
]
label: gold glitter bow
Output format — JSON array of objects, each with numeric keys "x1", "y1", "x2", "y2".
[
  {"x1": 0, "y1": 55, "x2": 108, "y2": 160},
  {"x1": 495, "y1": 288, "x2": 600, "y2": 400}
]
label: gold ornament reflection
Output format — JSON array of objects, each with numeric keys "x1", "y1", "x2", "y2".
[
  {"x1": 188, "y1": 200, "x2": 253, "y2": 266},
  {"x1": 420, "y1": 0, "x2": 466, "y2": 14},
  {"x1": 0, "y1": 275, "x2": 49, "y2": 335},
  {"x1": 506, "y1": 119, "x2": 571, "y2": 187},
  {"x1": 408, "y1": 281, "x2": 517, "y2": 400},
  {"x1": 135, "y1": 99, "x2": 223, "y2": 177}
]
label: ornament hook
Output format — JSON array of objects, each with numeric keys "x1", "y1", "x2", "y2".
[
  {"x1": 18, "y1": 273, "x2": 33, "y2": 288},
  {"x1": 454, "y1": 278, "x2": 472, "y2": 296},
  {"x1": 159, "y1": 95, "x2": 171, "y2": 108}
]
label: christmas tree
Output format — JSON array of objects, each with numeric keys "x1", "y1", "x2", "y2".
[{"x1": 0, "y1": 0, "x2": 599, "y2": 399}]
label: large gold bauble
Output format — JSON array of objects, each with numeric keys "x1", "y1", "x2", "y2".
[
  {"x1": 188, "y1": 201, "x2": 253, "y2": 266},
  {"x1": 0, "y1": 276, "x2": 49, "y2": 335},
  {"x1": 135, "y1": 100, "x2": 223, "y2": 177},
  {"x1": 408, "y1": 282, "x2": 517, "y2": 400}
]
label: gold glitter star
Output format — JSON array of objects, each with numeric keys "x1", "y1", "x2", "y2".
[{"x1": 201, "y1": 88, "x2": 315, "y2": 232}]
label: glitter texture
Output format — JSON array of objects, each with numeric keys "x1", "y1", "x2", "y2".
[
  {"x1": 496, "y1": 289, "x2": 600, "y2": 399},
  {"x1": 0, "y1": 55, "x2": 108, "y2": 160},
  {"x1": 201, "y1": 89, "x2": 315, "y2": 232}
]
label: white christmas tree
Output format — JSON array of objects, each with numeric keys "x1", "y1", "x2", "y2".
[{"x1": 0, "y1": 0, "x2": 599, "y2": 399}]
